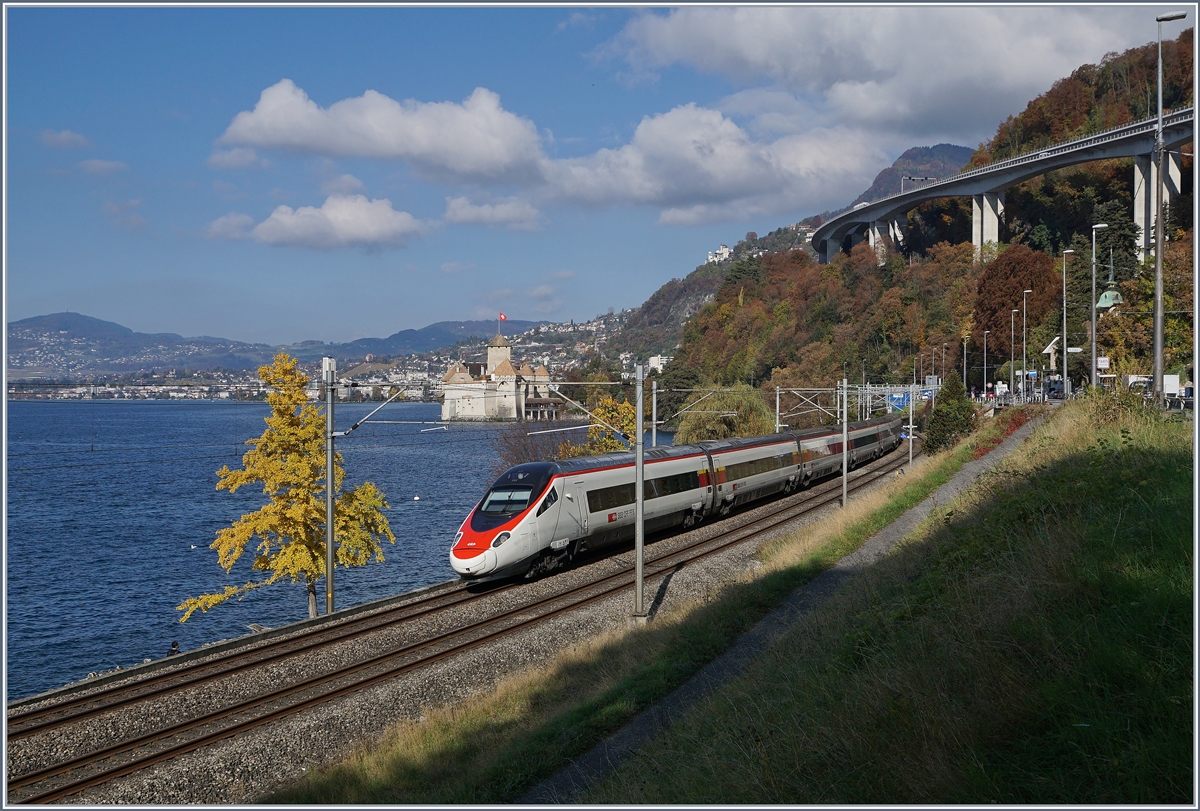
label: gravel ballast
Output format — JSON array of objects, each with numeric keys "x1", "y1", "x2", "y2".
[{"x1": 8, "y1": 449, "x2": 923, "y2": 804}]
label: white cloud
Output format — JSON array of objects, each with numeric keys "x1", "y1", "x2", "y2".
[
  {"x1": 542, "y1": 104, "x2": 885, "y2": 222},
  {"x1": 320, "y1": 174, "x2": 366, "y2": 195},
  {"x1": 77, "y1": 159, "x2": 126, "y2": 174},
  {"x1": 218, "y1": 79, "x2": 544, "y2": 183},
  {"x1": 206, "y1": 212, "x2": 256, "y2": 240},
  {"x1": 103, "y1": 199, "x2": 148, "y2": 231},
  {"x1": 551, "y1": 270, "x2": 575, "y2": 280},
  {"x1": 558, "y1": 11, "x2": 596, "y2": 31},
  {"x1": 523, "y1": 285, "x2": 563, "y2": 315},
  {"x1": 608, "y1": 7, "x2": 1162, "y2": 141},
  {"x1": 207, "y1": 147, "x2": 268, "y2": 169},
  {"x1": 250, "y1": 194, "x2": 425, "y2": 249},
  {"x1": 441, "y1": 261, "x2": 475, "y2": 274},
  {"x1": 208, "y1": 9, "x2": 1163, "y2": 231},
  {"x1": 40, "y1": 129, "x2": 89, "y2": 148},
  {"x1": 444, "y1": 196, "x2": 540, "y2": 231}
]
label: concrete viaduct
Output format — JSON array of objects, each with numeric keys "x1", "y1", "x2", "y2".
[{"x1": 812, "y1": 107, "x2": 1194, "y2": 264}]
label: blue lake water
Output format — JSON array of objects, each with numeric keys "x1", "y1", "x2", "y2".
[{"x1": 5, "y1": 400, "x2": 512, "y2": 701}]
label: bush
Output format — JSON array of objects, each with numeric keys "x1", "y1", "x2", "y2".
[{"x1": 924, "y1": 371, "x2": 976, "y2": 452}]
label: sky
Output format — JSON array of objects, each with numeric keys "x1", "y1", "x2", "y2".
[{"x1": 4, "y1": 4, "x2": 1191, "y2": 345}]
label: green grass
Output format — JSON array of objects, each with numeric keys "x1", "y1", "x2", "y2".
[
  {"x1": 265, "y1": 407, "x2": 1053, "y2": 804},
  {"x1": 582, "y1": 398, "x2": 1193, "y2": 804}
]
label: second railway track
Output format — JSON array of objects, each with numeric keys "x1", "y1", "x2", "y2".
[{"x1": 7, "y1": 446, "x2": 919, "y2": 804}]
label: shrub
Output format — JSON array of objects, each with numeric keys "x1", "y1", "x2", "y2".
[{"x1": 924, "y1": 371, "x2": 976, "y2": 452}]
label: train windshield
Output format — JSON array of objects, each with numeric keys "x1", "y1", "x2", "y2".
[
  {"x1": 480, "y1": 486, "x2": 535, "y2": 515},
  {"x1": 470, "y1": 462, "x2": 557, "y2": 532}
]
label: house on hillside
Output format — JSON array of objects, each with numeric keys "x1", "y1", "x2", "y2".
[
  {"x1": 440, "y1": 333, "x2": 563, "y2": 421},
  {"x1": 707, "y1": 244, "x2": 732, "y2": 264}
]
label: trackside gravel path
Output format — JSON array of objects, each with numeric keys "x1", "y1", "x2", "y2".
[{"x1": 520, "y1": 412, "x2": 1046, "y2": 803}]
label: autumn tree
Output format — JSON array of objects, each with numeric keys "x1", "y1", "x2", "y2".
[
  {"x1": 178, "y1": 353, "x2": 395, "y2": 622},
  {"x1": 556, "y1": 395, "x2": 638, "y2": 458},
  {"x1": 973, "y1": 244, "x2": 1057, "y2": 358}
]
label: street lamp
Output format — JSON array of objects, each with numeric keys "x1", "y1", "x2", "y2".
[
  {"x1": 902, "y1": 175, "x2": 937, "y2": 193},
  {"x1": 1022, "y1": 288, "x2": 1032, "y2": 399},
  {"x1": 1011, "y1": 309, "x2": 1018, "y2": 399},
  {"x1": 942, "y1": 343, "x2": 948, "y2": 381},
  {"x1": 1062, "y1": 248, "x2": 1074, "y2": 391},
  {"x1": 983, "y1": 330, "x2": 990, "y2": 397},
  {"x1": 1091, "y1": 223, "x2": 1108, "y2": 388},
  {"x1": 962, "y1": 337, "x2": 968, "y2": 388},
  {"x1": 1155, "y1": 11, "x2": 1187, "y2": 405}
]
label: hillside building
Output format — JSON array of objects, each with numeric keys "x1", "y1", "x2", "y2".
[
  {"x1": 707, "y1": 244, "x2": 732, "y2": 264},
  {"x1": 440, "y1": 333, "x2": 564, "y2": 421}
]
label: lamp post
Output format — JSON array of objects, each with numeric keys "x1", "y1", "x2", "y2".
[
  {"x1": 983, "y1": 330, "x2": 990, "y2": 398},
  {"x1": 634, "y1": 364, "x2": 646, "y2": 618},
  {"x1": 962, "y1": 337, "x2": 968, "y2": 387},
  {"x1": 1022, "y1": 289, "x2": 1032, "y2": 399},
  {"x1": 323, "y1": 357, "x2": 337, "y2": 615},
  {"x1": 941, "y1": 343, "x2": 948, "y2": 381},
  {"x1": 1062, "y1": 248, "x2": 1074, "y2": 391},
  {"x1": 1011, "y1": 309, "x2": 1018, "y2": 400},
  {"x1": 901, "y1": 175, "x2": 936, "y2": 193},
  {"x1": 1091, "y1": 223, "x2": 1108, "y2": 388},
  {"x1": 1155, "y1": 11, "x2": 1187, "y2": 405}
]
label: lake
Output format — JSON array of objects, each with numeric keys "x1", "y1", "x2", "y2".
[{"x1": 5, "y1": 400, "x2": 510, "y2": 701}]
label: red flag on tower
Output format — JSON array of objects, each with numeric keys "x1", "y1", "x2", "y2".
[{"x1": 499, "y1": 312, "x2": 507, "y2": 321}]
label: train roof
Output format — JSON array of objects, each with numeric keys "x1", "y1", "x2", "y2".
[
  {"x1": 695, "y1": 431, "x2": 796, "y2": 454},
  {"x1": 529, "y1": 415, "x2": 903, "y2": 478},
  {"x1": 552, "y1": 442, "x2": 705, "y2": 475}
]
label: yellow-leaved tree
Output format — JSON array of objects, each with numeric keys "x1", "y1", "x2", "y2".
[
  {"x1": 178, "y1": 353, "x2": 395, "y2": 622},
  {"x1": 556, "y1": 395, "x2": 637, "y2": 458}
]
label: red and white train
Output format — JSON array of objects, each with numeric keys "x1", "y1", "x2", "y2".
[{"x1": 450, "y1": 415, "x2": 904, "y2": 580}]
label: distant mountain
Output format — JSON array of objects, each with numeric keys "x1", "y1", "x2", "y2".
[
  {"x1": 6, "y1": 312, "x2": 545, "y2": 378},
  {"x1": 850, "y1": 143, "x2": 975, "y2": 206}
]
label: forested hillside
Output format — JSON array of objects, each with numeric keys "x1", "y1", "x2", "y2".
[{"x1": 661, "y1": 29, "x2": 1194, "y2": 414}]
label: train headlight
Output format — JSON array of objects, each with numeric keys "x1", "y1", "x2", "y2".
[
  {"x1": 491, "y1": 531, "x2": 511, "y2": 548},
  {"x1": 452, "y1": 531, "x2": 463, "y2": 549}
]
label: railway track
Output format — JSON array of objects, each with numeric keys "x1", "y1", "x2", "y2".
[{"x1": 6, "y1": 446, "x2": 918, "y2": 804}]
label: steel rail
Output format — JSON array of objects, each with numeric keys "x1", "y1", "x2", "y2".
[
  {"x1": 10, "y1": 447, "x2": 917, "y2": 804},
  {"x1": 6, "y1": 583, "x2": 497, "y2": 737}
]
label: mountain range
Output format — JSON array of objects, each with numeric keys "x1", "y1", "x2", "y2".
[{"x1": 6, "y1": 312, "x2": 544, "y2": 378}]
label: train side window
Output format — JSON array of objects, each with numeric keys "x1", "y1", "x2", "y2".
[{"x1": 536, "y1": 486, "x2": 559, "y2": 517}]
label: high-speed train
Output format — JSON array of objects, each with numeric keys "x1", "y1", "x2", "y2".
[{"x1": 450, "y1": 415, "x2": 904, "y2": 581}]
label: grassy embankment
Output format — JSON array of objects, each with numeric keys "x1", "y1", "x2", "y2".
[
  {"x1": 584, "y1": 394, "x2": 1193, "y2": 803},
  {"x1": 269, "y1": 400, "x2": 1189, "y2": 803}
]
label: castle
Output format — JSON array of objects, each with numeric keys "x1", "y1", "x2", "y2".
[{"x1": 440, "y1": 333, "x2": 564, "y2": 421}]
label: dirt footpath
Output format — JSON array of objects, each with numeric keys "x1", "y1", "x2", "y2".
[{"x1": 520, "y1": 414, "x2": 1045, "y2": 803}]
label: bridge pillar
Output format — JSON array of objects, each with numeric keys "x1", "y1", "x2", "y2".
[
  {"x1": 1134, "y1": 151, "x2": 1182, "y2": 260},
  {"x1": 868, "y1": 220, "x2": 891, "y2": 263},
  {"x1": 972, "y1": 191, "x2": 1004, "y2": 258}
]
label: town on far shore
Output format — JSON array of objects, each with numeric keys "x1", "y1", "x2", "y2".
[{"x1": 6, "y1": 309, "x2": 675, "y2": 419}]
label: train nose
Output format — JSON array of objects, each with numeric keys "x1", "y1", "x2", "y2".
[
  {"x1": 450, "y1": 548, "x2": 497, "y2": 576},
  {"x1": 451, "y1": 528, "x2": 493, "y2": 574}
]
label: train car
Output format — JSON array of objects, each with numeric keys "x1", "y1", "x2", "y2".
[{"x1": 449, "y1": 414, "x2": 904, "y2": 581}]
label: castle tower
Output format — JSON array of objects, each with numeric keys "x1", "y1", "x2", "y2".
[{"x1": 486, "y1": 333, "x2": 511, "y2": 376}]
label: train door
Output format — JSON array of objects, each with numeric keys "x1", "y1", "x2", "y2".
[
  {"x1": 559, "y1": 479, "x2": 589, "y2": 541},
  {"x1": 530, "y1": 481, "x2": 564, "y2": 553}
]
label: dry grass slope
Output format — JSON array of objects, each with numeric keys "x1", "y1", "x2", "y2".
[{"x1": 583, "y1": 397, "x2": 1192, "y2": 803}]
